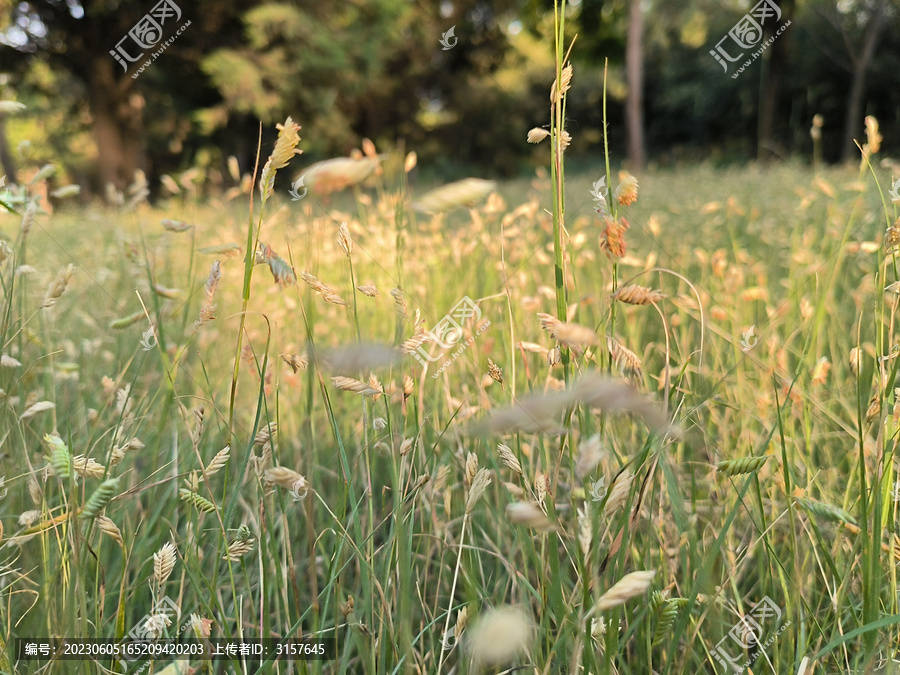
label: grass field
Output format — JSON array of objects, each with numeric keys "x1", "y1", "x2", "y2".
[{"x1": 3, "y1": 132, "x2": 900, "y2": 675}]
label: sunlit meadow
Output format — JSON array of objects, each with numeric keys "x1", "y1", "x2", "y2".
[{"x1": 3, "y1": 46, "x2": 900, "y2": 675}]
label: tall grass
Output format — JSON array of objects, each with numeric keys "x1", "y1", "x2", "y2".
[{"x1": 1, "y1": 55, "x2": 900, "y2": 675}]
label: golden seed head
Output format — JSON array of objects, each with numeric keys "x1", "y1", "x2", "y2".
[
  {"x1": 614, "y1": 171, "x2": 639, "y2": 206},
  {"x1": 465, "y1": 606, "x2": 535, "y2": 666},
  {"x1": 497, "y1": 444, "x2": 522, "y2": 475},
  {"x1": 594, "y1": 570, "x2": 656, "y2": 611},
  {"x1": 337, "y1": 222, "x2": 353, "y2": 256},
  {"x1": 506, "y1": 502, "x2": 557, "y2": 532},
  {"x1": 465, "y1": 452, "x2": 479, "y2": 486},
  {"x1": 527, "y1": 128, "x2": 550, "y2": 144},
  {"x1": 465, "y1": 468, "x2": 492, "y2": 514},
  {"x1": 153, "y1": 542, "x2": 178, "y2": 589},
  {"x1": 487, "y1": 358, "x2": 503, "y2": 383}
]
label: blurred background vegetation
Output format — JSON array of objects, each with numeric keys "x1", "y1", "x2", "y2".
[{"x1": 0, "y1": 0, "x2": 898, "y2": 198}]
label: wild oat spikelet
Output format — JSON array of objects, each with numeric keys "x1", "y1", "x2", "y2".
[
  {"x1": 885, "y1": 220, "x2": 900, "y2": 250},
  {"x1": 190, "y1": 614, "x2": 213, "y2": 639},
  {"x1": 97, "y1": 516, "x2": 124, "y2": 546},
  {"x1": 400, "y1": 331, "x2": 432, "y2": 355},
  {"x1": 259, "y1": 117, "x2": 302, "y2": 203},
  {"x1": 281, "y1": 353, "x2": 308, "y2": 373},
  {"x1": 80, "y1": 478, "x2": 119, "y2": 519},
  {"x1": 19, "y1": 510, "x2": 40, "y2": 527},
  {"x1": 337, "y1": 222, "x2": 353, "y2": 256},
  {"x1": 496, "y1": 444, "x2": 522, "y2": 475},
  {"x1": 299, "y1": 156, "x2": 382, "y2": 195},
  {"x1": 45, "y1": 434, "x2": 72, "y2": 480},
  {"x1": 224, "y1": 531, "x2": 256, "y2": 561},
  {"x1": 264, "y1": 466, "x2": 306, "y2": 490},
  {"x1": 299, "y1": 271, "x2": 346, "y2": 304},
  {"x1": 811, "y1": 357, "x2": 831, "y2": 386},
  {"x1": 72, "y1": 455, "x2": 106, "y2": 479},
  {"x1": 390, "y1": 287, "x2": 408, "y2": 318},
  {"x1": 548, "y1": 346, "x2": 561, "y2": 366},
  {"x1": 180, "y1": 489, "x2": 216, "y2": 513},
  {"x1": 849, "y1": 347, "x2": 862, "y2": 377},
  {"x1": 611, "y1": 284, "x2": 666, "y2": 306},
  {"x1": 554, "y1": 321, "x2": 601, "y2": 349},
  {"x1": 161, "y1": 218, "x2": 192, "y2": 232},
  {"x1": 604, "y1": 471, "x2": 634, "y2": 516},
  {"x1": 20, "y1": 201, "x2": 35, "y2": 235},
  {"x1": 465, "y1": 606, "x2": 535, "y2": 667},
  {"x1": 412, "y1": 178, "x2": 497, "y2": 214},
  {"x1": 577, "y1": 502, "x2": 592, "y2": 556},
  {"x1": 487, "y1": 359, "x2": 503, "y2": 384},
  {"x1": 866, "y1": 394, "x2": 881, "y2": 424},
  {"x1": 254, "y1": 423, "x2": 277, "y2": 446},
  {"x1": 21, "y1": 400, "x2": 56, "y2": 421},
  {"x1": 717, "y1": 456, "x2": 769, "y2": 476},
  {"x1": 599, "y1": 218, "x2": 630, "y2": 259},
  {"x1": 194, "y1": 260, "x2": 221, "y2": 328},
  {"x1": 0, "y1": 240, "x2": 12, "y2": 267},
  {"x1": 42, "y1": 264, "x2": 74, "y2": 309},
  {"x1": 403, "y1": 375, "x2": 414, "y2": 399},
  {"x1": 614, "y1": 171, "x2": 639, "y2": 206},
  {"x1": 863, "y1": 115, "x2": 882, "y2": 157},
  {"x1": 332, "y1": 375, "x2": 382, "y2": 397},
  {"x1": 537, "y1": 312, "x2": 563, "y2": 338},
  {"x1": 465, "y1": 452, "x2": 479, "y2": 486},
  {"x1": 405, "y1": 151, "x2": 418, "y2": 173},
  {"x1": 465, "y1": 468, "x2": 492, "y2": 514},
  {"x1": 203, "y1": 446, "x2": 231, "y2": 478},
  {"x1": 575, "y1": 435, "x2": 605, "y2": 479},
  {"x1": 153, "y1": 542, "x2": 178, "y2": 588},
  {"x1": 653, "y1": 598, "x2": 688, "y2": 645},
  {"x1": 258, "y1": 243, "x2": 297, "y2": 288},
  {"x1": 109, "y1": 311, "x2": 145, "y2": 329},
  {"x1": 559, "y1": 131, "x2": 572, "y2": 152},
  {"x1": 506, "y1": 502, "x2": 558, "y2": 532},
  {"x1": 795, "y1": 497, "x2": 856, "y2": 525},
  {"x1": 550, "y1": 63, "x2": 573, "y2": 104},
  {"x1": 357, "y1": 283, "x2": 378, "y2": 297},
  {"x1": 527, "y1": 128, "x2": 550, "y2": 144},
  {"x1": 454, "y1": 606, "x2": 470, "y2": 643},
  {"x1": 607, "y1": 336, "x2": 644, "y2": 382},
  {"x1": 594, "y1": 570, "x2": 656, "y2": 611}
]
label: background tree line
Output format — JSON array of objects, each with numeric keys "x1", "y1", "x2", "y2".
[{"x1": 0, "y1": 0, "x2": 898, "y2": 198}]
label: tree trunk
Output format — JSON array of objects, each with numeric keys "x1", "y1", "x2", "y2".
[
  {"x1": 758, "y1": 0, "x2": 794, "y2": 161},
  {"x1": 840, "y1": 3, "x2": 886, "y2": 162},
  {"x1": 87, "y1": 56, "x2": 143, "y2": 192},
  {"x1": 625, "y1": 0, "x2": 645, "y2": 172},
  {"x1": 0, "y1": 113, "x2": 17, "y2": 185}
]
